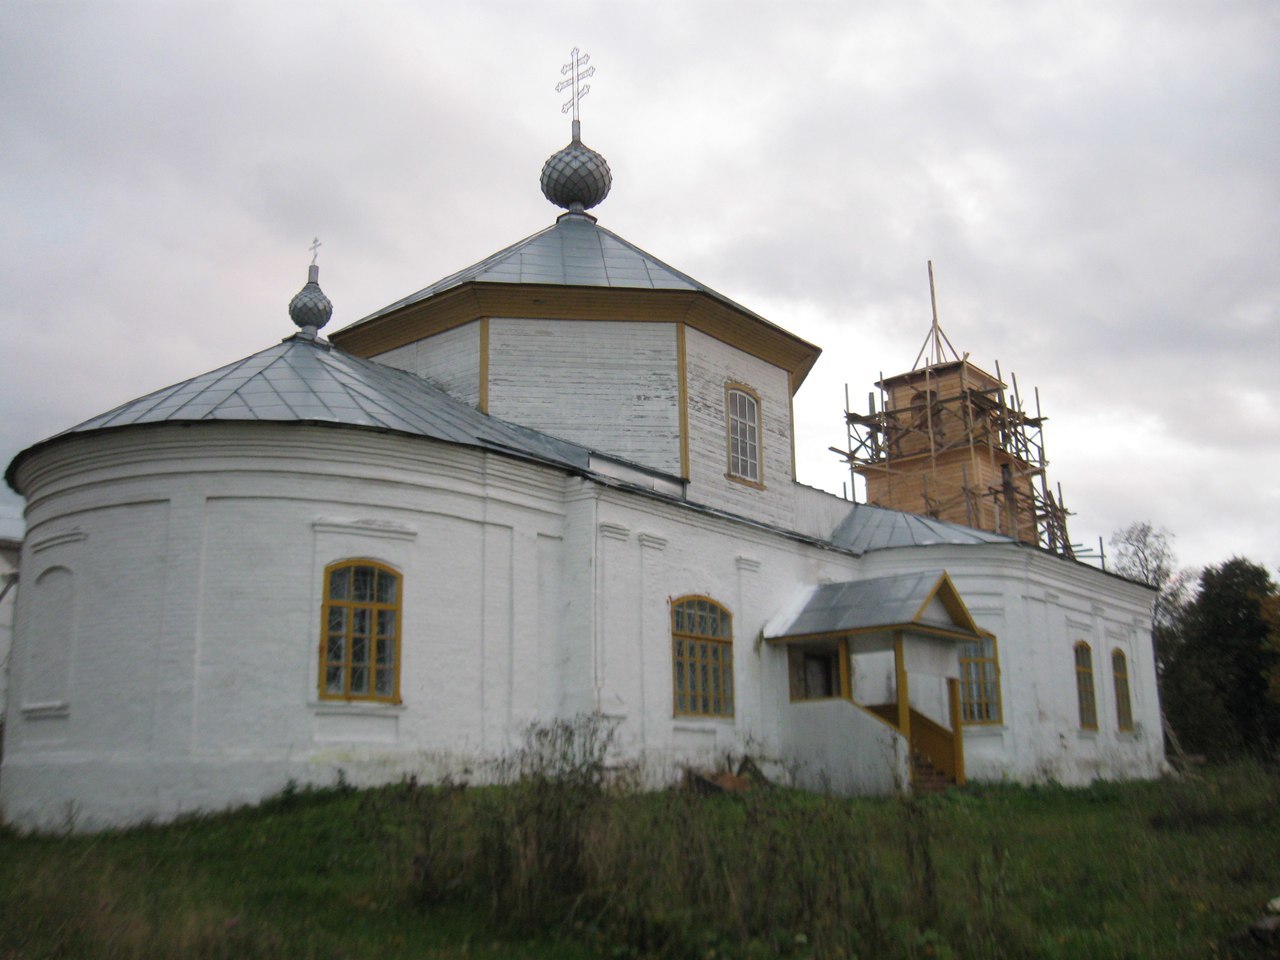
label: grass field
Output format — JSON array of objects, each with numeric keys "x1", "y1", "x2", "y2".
[{"x1": 1, "y1": 760, "x2": 1278, "y2": 959}]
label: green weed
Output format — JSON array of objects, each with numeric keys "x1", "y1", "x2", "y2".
[{"x1": 2, "y1": 750, "x2": 1278, "y2": 959}]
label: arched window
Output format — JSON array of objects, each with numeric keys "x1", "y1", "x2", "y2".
[
  {"x1": 26, "y1": 566, "x2": 74, "y2": 707},
  {"x1": 319, "y1": 560, "x2": 401, "y2": 703},
  {"x1": 1112, "y1": 648, "x2": 1134, "y2": 732},
  {"x1": 726, "y1": 385, "x2": 761, "y2": 485},
  {"x1": 1074, "y1": 641, "x2": 1097, "y2": 730},
  {"x1": 671, "y1": 596, "x2": 734, "y2": 718}
]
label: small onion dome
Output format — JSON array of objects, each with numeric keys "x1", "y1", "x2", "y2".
[
  {"x1": 289, "y1": 263, "x2": 333, "y2": 336},
  {"x1": 540, "y1": 132, "x2": 612, "y2": 213}
]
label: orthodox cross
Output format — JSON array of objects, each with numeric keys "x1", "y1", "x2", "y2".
[
  {"x1": 309, "y1": 237, "x2": 322, "y2": 265},
  {"x1": 556, "y1": 47, "x2": 595, "y2": 122}
]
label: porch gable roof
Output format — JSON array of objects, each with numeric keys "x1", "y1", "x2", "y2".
[{"x1": 762, "y1": 570, "x2": 988, "y2": 644}]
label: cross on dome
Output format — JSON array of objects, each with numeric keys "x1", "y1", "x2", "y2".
[
  {"x1": 289, "y1": 245, "x2": 333, "y2": 339},
  {"x1": 556, "y1": 47, "x2": 595, "y2": 127},
  {"x1": 541, "y1": 47, "x2": 612, "y2": 215}
]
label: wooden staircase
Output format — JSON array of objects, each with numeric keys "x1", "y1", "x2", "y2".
[
  {"x1": 911, "y1": 750, "x2": 955, "y2": 796},
  {"x1": 867, "y1": 702, "x2": 962, "y2": 796}
]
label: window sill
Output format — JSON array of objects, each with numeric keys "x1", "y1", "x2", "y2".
[
  {"x1": 20, "y1": 701, "x2": 70, "y2": 719},
  {"x1": 725, "y1": 473, "x2": 766, "y2": 491},
  {"x1": 961, "y1": 723, "x2": 1007, "y2": 737},
  {"x1": 672, "y1": 717, "x2": 735, "y2": 731},
  {"x1": 310, "y1": 700, "x2": 406, "y2": 717},
  {"x1": 1077, "y1": 727, "x2": 1099, "y2": 739}
]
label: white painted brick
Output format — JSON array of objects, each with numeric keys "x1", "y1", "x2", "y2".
[{"x1": 0, "y1": 417, "x2": 1164, "y2": 831}]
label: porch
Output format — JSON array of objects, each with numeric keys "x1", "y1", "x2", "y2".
[{"x1": 765, "y1": 570, "x2": 990, "y2": 796}]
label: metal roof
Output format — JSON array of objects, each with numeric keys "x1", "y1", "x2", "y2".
[
  {"x1": 828, "y1": 502, "x2": 1012, "y2": 554},
  {"x1": 345, "y1": 212, "x2": 776, "y2": 329},
  {"x1": 763, "y1": 570, "x2": 981, "y2": 641},
  {"x1": 7, "y1": 335, "x2": 597, "y2": 490}
]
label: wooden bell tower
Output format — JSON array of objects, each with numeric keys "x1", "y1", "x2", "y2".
[{"x1": 836, "y1": 263, "x2": 1072, "y2": 555}]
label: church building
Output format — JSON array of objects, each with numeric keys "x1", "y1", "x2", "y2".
[{"x1": 0, "y1": 103, "x2": 1165, "y2": 830}]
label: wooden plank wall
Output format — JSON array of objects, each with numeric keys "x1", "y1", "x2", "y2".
[
  {"x1": 487, "y1": 318, "x2": 682, "y2": 477},
  {"x1": 372, "y1": 321, "x2": 482, "y2": 407}
]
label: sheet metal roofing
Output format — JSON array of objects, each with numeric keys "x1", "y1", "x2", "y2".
[
  {"x1": 828, "y1": 502, "x2": 1012, "y2": 554},
  {"x1": 8, "y1": 336, "x2": 595, "y2": 487},
  {"x1": 347, "y1": 212, "x2": 774, "y2": 328},
  {"x1": 764, "y1": 571, "x2": 976, "y2": 640}
]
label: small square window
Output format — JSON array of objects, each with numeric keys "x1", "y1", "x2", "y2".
[{"x1": 788, "y1": 644, "x2": 843, "y2": 701}]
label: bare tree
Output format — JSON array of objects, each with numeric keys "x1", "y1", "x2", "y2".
[
  {"x1": 1110, "y1": 522, "x2": 1198, "y2": 766},
  {"x1": 1109, "y1": 522, "x2": 1192, "y2": 636}
]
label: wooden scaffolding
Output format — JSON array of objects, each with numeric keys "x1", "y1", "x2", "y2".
[{"x1": 832, "y1": 263, "x2": 1074, "y2": 557}]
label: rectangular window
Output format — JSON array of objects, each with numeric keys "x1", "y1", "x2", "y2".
[
  {"x1": 788, "y1": 644, "x2": 844, "y2": 701},
  {"x1": 726, "y1": 385, "x2": 761, "y2": 484},
  {"x1": 959, "y1": 636, "x2": 1001, "y2": 723}
]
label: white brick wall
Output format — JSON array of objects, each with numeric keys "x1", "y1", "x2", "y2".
[
  {"x1": 1, "y1": 419, "x2": 1163, "y2": 830},
  {"x1": 0, "y1": 542, "x2": 23, "y2": 725}
]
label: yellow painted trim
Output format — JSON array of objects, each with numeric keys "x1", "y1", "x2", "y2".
[
  {"x1": 765, "y1": 621, "x2": 982, "y2": 646},
  {"x1": 911, "y1": 570, "x2": 984, "y2": 637},
  {"x1": 328, "y1": 283, "x2": 822, "y2": 391},
  {"x1": 478, "y1": 317, "x2": 490, "y2": 414},
  {"x1": 1074, "y1": 640, "x2": 1098, "y2": 730},
  {"x1": 788, "y1": 371, "x2": 797, "y2": 481},
  {"x1": 318, "y1": 558, "x2": 403, "y2": 704},
  {"x1": 725, "y1": 381, "x2": 765, "y2": 489},
  {"x1": 895, "y1": 631, "x2": 911, "y2": 737},
  {"x1": 1112, "y1": 647, "x2": 1134, "y2": 732},
  {"x1": 958, "y1": 633, "x2": 1003, "y2": 725},
  {"x1": 839, "y1": 637, "x2": 852, "y2": 700},
  {"x1": 676, "y1": 322, "x2": 690, "y2": 479},
  {"x1": 670, "y1": 595, "x2": 735, "y2": 719},
  {"x1": 948, "y1": 677, "x2": 966, "y2": 785}
]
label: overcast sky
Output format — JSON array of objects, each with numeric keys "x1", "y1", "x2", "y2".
[{"x1": 2, "y1": 1, "x2": 1276, "y2": 574}]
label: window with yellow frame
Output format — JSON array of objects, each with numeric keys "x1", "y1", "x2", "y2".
[
  {"x1": 671, "y1": 596, "x2": 734, "y2": 717},
  {"x1": 959, "y1": 635, "x2": 1002, "y2": 723},
  {"x1": 319, "y1": 560, "x2": 401, "y2": 703},
  {"x1": 1112, "y1": 648, "x2": 1134, "y2": 732},
  {"x1": 726, "y1": 384, "x2": 762, "y2": 486},
  {"x1": 1074, "y1": 641, "x2": 1097, "y2": 730}
]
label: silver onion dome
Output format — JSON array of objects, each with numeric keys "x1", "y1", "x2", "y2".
[
  {"x1": 540, "y1": 121, "x2": 612, "y2": 213},
  {"x1": 289, "y1": 263, "x2": 333, "y2": 336}
]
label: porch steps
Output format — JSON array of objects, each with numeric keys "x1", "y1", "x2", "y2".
[{"x1": 911, "y1": 752, "x2": 955, "y2": 796}]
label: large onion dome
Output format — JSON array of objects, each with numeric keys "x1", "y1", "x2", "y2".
[{"x1": 540, "y1": 121, "x2": 612, "y2": 213}]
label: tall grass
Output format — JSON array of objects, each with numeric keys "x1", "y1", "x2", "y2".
[
  {"x1": 2, "y1": 727, "x2": 1278, "y2": 959},
  {"x1": 364, "y1": 718, "x2": 1280, "y2": 960}
]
